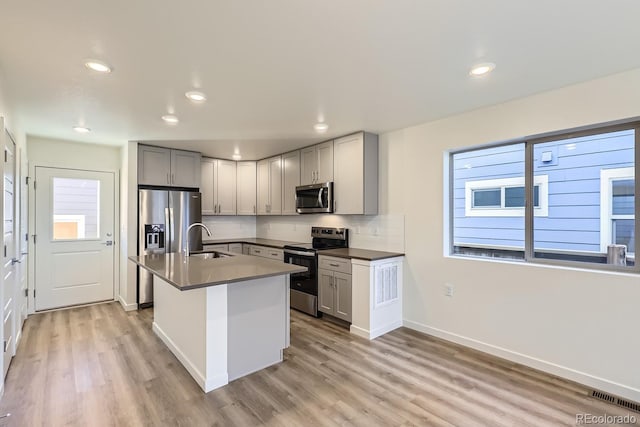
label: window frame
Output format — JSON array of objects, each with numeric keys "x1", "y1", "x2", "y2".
[
  {"x1": 450, "y1": 120, "x2": 640, "y2": 273},
  {"x1": 600, "y1": 167, "x2": 635, "y2": 256}
]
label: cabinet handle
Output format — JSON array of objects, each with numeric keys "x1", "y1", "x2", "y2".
[
  {"x1": 253, "y1": 205, "x2": 256, "y2": 214},
  {"x1": 271, "y1": 252, "x2": 277, "y2": 256},
  {"x1": 255, "y1": 249, "x2": 261, "y2": 253},
  {"x1": 166, "y1": 173, "x2": 170, "y2": 184},
  {"x1": 329, "y1": 263, "x2": 339, "y2": 267},
  {"x1": 218, "y1": 204, "x2": 221, "y2": 214},
  {"x1": 171, "y1": 173, "x2": 175, "y2": 184}
]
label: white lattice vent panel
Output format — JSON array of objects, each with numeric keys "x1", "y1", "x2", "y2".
[{"x1": 374, "y1": 263, "x2": 398, "y2": 307}]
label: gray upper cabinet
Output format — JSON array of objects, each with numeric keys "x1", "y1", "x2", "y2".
[
  {"x1": 257, "y1": 155, "x2": 282, "y2": 215},
  {"x1": 333, "y1": 132, "x2": 378, "y2": 215},
  {"x1": 300, "y1": 141, "x2": 333, "y2": 185},
  {"x1": 201, "y1": 158, "x2": 237, "y2": 215},
  {"x1": 138, "y1": 144, "x2": 201, "y2": 188},
  {"x1": 282, "y1": 150, "x2": 300, "y2": 215},
  {"x1": 138, "y1": 145, "x2": 172, "y2": 186},
  {"x1": 236, "y1": 161, "x2": 257, "y2": 215}
]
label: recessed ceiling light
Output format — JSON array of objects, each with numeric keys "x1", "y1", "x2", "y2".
[
  {"x1": 469, "y1": 62, "x2": 496, "y2": 77},
  {"x1": 161, "y1": 114, "x2": 179, "y2": 124},
  {"x1": 84, "y1": 60, "x2": 112, "y2": 73},
  {"x1": 73, "y1": 126, "x2": 91, "y2": 133},
  {"x1": 232, "y1": 153, "x2": 242, "y2": 160},
  {"x1": 185, "y1": 91, "x2": 207, "y2": 102},
  {"x1": 314, "y1": 123, "x2": 329, "y2": 133}
]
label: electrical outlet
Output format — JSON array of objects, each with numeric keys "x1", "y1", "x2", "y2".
[{"x1": 445, "y1": 284, "x2": 454, "y2": 297}]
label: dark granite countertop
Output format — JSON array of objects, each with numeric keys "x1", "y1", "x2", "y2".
[
  {"x1": 129, "y1": 252, "x2": 306, "y2": 291},
  {"x1": 202, "y1": 238, "x2": 304, "y2": 249},
  {"x1": 319, "y1": 248, "x2": 405, "y2": 261}
]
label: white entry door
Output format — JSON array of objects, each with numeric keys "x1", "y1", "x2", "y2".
[
  {"x1": 2, "y1": 127, "x2": 16, "y2": 376},
  {"x1": 34, "y1": 167, "x2": 115, "y2": 311}
]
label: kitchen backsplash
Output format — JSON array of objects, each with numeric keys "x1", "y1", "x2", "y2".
[
  {"x1": 201, "y1": 216, "x2": 257, "y2": 239},
  {"x1": 256, "y1": 214, "x2": 405, "y2": 252}
]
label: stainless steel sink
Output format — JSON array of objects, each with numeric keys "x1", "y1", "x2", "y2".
[{"x1": 190, "y1": 251, "x2": 233, "y2": 260}]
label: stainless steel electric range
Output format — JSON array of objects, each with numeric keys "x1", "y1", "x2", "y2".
[{"x1": 284, "y1": 227, "x2": 349, "y2": 317}]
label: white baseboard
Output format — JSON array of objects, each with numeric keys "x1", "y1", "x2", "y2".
[
  {"x1": 350, "y1": 320, "x2": 403, "y2": 340},
  {"x1": 403, "y1": 319, "x2": 640, "y2": 403},
  {"x1": 118, "y1": 296, "x2": 138, "y2": 312},
  {"x1": 152, "y1": 321, "x2": 228, "y2": 393}
]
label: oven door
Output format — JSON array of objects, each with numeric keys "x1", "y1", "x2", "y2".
[
  {"x1": 295, "y1": 182, "x2": 333, "y2": 214},
  {"x1": 284, "y1": 249, "x2": 318, "y2": 295}
]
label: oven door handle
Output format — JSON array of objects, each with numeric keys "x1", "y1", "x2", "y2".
[{"x1": 284, "y1": 249, "x2": 317, "y2": 257}]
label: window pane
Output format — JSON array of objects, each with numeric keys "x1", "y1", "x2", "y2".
[
  {"x1": 612, "y1": 179, "x2": 634, "y2": 215},
  {"x1": 533, "y1": 129, "x2": 635, "y2": 265},
  {"x1": 504, "y1": 186, "x2": 524, "y2": 208},
  {"x1": 452, "y1": 143, "x2": 525, "y2": 259},
  {"x1": 473, "y1": 189, "x2": 501, "y2": 207},
  {"x1": 52, "y1": 178, "x2": 100, "y2": 240},
  {"x1": 613, "y1": 219, "x2": 635, "y2": 253}
]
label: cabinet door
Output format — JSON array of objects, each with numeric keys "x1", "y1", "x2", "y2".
[
  {"x1": 256, "y1": 160, "x2": 270, "y2": 215},
  {"x1": 171, "y1": 150, "x2": 201, "y2": 188},
  {"x1": 334, "y1": 272, "x2": 352, "y2": 322},
  {"x1": 333, "y1": 133, "x2": 364, "y2": 214},
  {"x1": 228, "y1": 243, "x2": 243, "y2": 254},
  {"x1": 138, "y1": 145, "x2": 171, "y2": 186},
  {"x1": 316, "y1": 141, "x2": 334, "y2": 183},
  {"x1": 237, "y1": 162, "x2": 257, "y2": 215},
  {"x1": 268, "y1": 156, "x2": 282, "y2": 215},
  {"x1": 300, "y1": 146, "x2": 317, "y2": 185},
  {"x1": 282, "y1": 150, "x2": 300, "y2": 215},
  {"x1": 216, "y1": 160, "x2": 237, "y2": 215},
  {"x1": 318, "y1": 269, "x2": 335, "y2": 315},
  {"x1": 200, "y1": 159, "x2": 216, "y2": 215}
]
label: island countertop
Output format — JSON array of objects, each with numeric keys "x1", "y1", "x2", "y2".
[{"x1": 129, "y1": 253, "x2": 306, "y2": 291}]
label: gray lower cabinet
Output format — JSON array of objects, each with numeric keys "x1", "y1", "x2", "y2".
[
  {"x1": 228, "y1": 243, "x2": 243, "y2": 254},
  {"x1": 318, "y1": 262, "x2": 352, "y2": 322}
]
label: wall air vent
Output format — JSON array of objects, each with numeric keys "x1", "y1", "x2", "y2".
[{"x1": 591, "y1": 390, "x2": 640, "y2": 413}]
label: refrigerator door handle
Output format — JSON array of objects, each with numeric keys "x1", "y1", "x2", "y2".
[{"x1": 165, "y1": 207, "x2": 172, "y2": 252}]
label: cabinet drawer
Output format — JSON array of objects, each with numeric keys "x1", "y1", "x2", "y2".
[
  {"x1": 249, "y1": 245, "x2": 267, "y2": 257},
  {"x1": 203, "y1": 243, "x2": 228, "y2": 251},
  {"x1": 319, "y1": 256, "x2": 351, "y2": 274},
  {"x1": 265, "y1": 248, "x2": 283, "y2": 260}
]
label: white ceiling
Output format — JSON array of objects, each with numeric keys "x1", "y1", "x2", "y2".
[{"x1": 1, "y1": 1, "x2": 640, "y2": 160}]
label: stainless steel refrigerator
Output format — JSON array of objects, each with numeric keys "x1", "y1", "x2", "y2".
[{"x1": 138, "y1": 189, "x2": 203, "y2": 307}]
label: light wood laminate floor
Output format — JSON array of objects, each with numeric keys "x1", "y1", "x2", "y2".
[{"x1": 0, "y1": 302, "x2": 636, "y2": 426}]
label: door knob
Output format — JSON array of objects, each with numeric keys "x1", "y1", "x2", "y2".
[{"x1": 10, "y1": 258, "x2": 20, "y2": 265}]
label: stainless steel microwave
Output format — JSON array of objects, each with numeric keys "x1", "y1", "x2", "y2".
[{"x1": 296, "y1": 182, "x2": 334, "y2": 214}]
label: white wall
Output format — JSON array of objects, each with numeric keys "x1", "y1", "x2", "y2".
[{"x1": 386, "y1": 68, "x2": 640, "y2": 402}]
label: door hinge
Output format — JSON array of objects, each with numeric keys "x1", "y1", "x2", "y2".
[
  {"x1": 24, "y1": 288, "x2": 27, "y2": 297},
  {"x1": 25, "y1": 176, "x2": 29, "y2": 185},
  {"x1": 3, "y1": 340, "x2": 6, "y2": 353},
  {"x1": 33, "y1": 289, "x2": 36, "y2": 298},
  {"x1": 33, "y1": 180, "x2": 36, "y2": 190},
  {"x1": 24, "y1": 233, "x2": 28, "y2": 242},
  {"x1": 33, "y1": 235, "x2": 37, "y2": 244}
]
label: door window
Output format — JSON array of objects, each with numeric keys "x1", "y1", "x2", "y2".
[{"x1": 52, "y1": 177, "x2": 101, "y2": 240}]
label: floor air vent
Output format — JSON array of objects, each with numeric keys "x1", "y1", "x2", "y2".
[{"x1": 591, "y1": 390, "x2": 640, "y2": 413}]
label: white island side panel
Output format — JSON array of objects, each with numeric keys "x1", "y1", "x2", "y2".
[
  {"x1": 227, "y1": 275, "x2": 289, "y2": 381},
  {"x1": 153, "y1": 276, "x2": 229, "y2": 392}
]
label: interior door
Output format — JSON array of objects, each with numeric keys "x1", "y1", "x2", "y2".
[
  {"x1": 2, "y1": 129, "x2": 16, "y2": 376},
  {"x1": 34, "y1": 167, "x2": 115, "y2": 311}
]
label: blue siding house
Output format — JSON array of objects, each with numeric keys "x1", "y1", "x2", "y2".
[{"x1": 453, "y1": 129, "x2": 635, "y2": 256}]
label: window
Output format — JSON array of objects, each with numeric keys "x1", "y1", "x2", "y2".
[
  {"x1": 52, "y1": 177, "x2": 100, "y2": 240},
  {"x1": 450, "y1": 123, "x2": 638, "y2": 270},
  {"x1": 600, "y1": 168, "x2": 635, "y2": 256},
  {"x1": 465, "y1": 176, "x2": 548, "y2": 216}
]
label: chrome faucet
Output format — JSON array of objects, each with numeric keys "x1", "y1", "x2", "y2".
[{"x1": 185, "y1": 223, "x2": 212, "y2": 258}]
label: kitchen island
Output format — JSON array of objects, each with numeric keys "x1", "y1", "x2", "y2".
[{"x1": 129, "y1": 252, "x2": 306, "y2": 392}]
